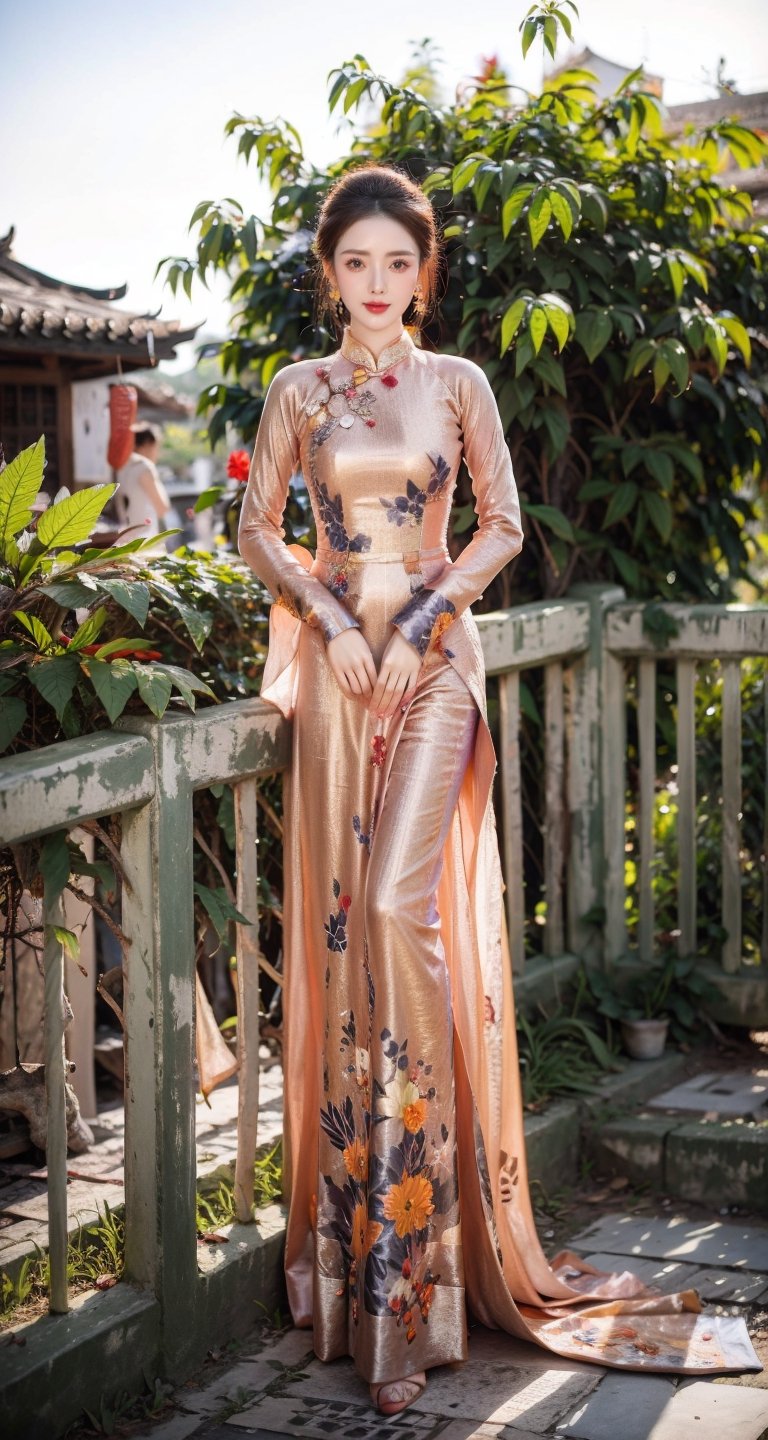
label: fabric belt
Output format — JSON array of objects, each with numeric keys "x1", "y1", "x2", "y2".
[{"x1": 314, "y1": 543, "x2": 450, "y2": 565}]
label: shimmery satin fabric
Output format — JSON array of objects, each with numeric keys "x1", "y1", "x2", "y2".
[{"x1": 238, "y1": 325, "x2": 760, "y2": 1383}]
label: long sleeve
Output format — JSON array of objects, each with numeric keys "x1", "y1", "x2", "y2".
[
  {"x1": 238, "y1": 365, "x2": 362, "y2": 645},
  {"x1": 389, "y1": 360, "x2": 524, "y2": 656}
]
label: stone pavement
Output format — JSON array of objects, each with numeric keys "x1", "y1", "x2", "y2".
[
  {"x1": 106, "y1": 1209, "x2": 768, "y2": 1440},
  {"x1": 0, "y1": 1049, "x2": 283, "y2": 1281}
]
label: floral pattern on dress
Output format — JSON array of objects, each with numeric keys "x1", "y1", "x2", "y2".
[
  {"x1": 390, "y1": 586, "x2": 457, "y2": 659},
  {"x1": 362, "y1": 1030, "x2": 458, "y2": 1343},
  {"x1": 379, "y1": 453, "x2": 452, "y2": 527}
]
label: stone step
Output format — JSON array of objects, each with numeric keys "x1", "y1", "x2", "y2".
[{"x1": 583, "y1": 1107, "x2": 768, "y2": 1214}]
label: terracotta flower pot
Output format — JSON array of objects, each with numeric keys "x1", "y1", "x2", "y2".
[{"x1": 620, "y1": 1015, "x2": 669, "y2": 1060}]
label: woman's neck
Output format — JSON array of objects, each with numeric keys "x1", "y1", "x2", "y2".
[{"x1": 346, "y1": 319, "x2": 405, "y2": 365}]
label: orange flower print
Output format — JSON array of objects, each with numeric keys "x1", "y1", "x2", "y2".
[
  {"x1": 382, "y1": 1172, "x2": 435, "y2": 1238},
  {"x1": 343, "y1": 1137, "x2": 368, "y2": 1180},
  {"x1": 351, "y1": 1201, "x2": 383, "y2": 1261},
  {"x1": 367, "y1": 1219, "x2": 384, "y2": 1251},
  {"x1": 403, "y1": 1098, "x2": 428, "y2": 1134}
]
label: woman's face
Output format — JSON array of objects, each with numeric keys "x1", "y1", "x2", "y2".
[{"x1": 327, "y1": 212, "x2": 424, "y2": 344}]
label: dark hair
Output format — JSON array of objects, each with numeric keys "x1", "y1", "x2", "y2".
[
  {"x1": 131, "y1": 423, "x2": 161, "y2": 449},
  {"x1": 311, "y1": 163, "x2": 443, "y2": 340}
]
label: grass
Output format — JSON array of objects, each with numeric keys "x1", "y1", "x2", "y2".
[{"x1": 1, "y1": 1138, "x2": 283, "y2": 1329}]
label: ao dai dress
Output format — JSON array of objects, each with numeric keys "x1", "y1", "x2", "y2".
[{"x1": 238, "y1": 324, "x2": 759, "y2": 1385}]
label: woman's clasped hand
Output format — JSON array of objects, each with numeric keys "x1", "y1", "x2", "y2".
[{"x1": 326, "y1": 626, "x2": 421, "y2": 718}]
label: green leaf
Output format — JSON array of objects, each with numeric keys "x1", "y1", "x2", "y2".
[
  {"x1": 35, "y1": 483, "x2": 117, "y2": 554},
  {"x1": 133, "y1": 662, "x2": 173, "y2": 718},
  {"x1": 452, "y1": 155, "x2": 484, "y2": 193},
  {"x1": 94, "y1": 636, "x2": 156, "y2": 659},
  {"x1": 659, "y1": 339, "x2": 690, "y2": 394},
  {"x1": 528, "y1": 306, "x2": 548, "y2": 356},
  {"x1": 549, "y1": 190, "x2": 573, "y2": 241},
  {"x1": 68, "y1": 605, "x2": 109, "y2": 651},
  {"x1": 27, "y1": 654, "x2": 80, "y2": 720},
  {"x1": 193, "y1": 881, "x2": 252, "y2": 941},
  {"x1": 84, "y1": 657, "x2": 139, "y2": 723},
  {"x1": 96, "y1": 577, "x2": 151, "y2": 627},
  {"x1": 501, "y1": 297, "x2": 528, "y2": 354},
  {"x1": 521, "y1": 501, "x2": 574, "y2": 541},
  {"x1": 49, "y1": 925, "x2": 80, "y2": 961},
  {"x1": 0, "y1": 695, "x2": 26, "y2": 752},
  {"x1": 644, "y1": 451, "x2": 674, "y2": 492},
  {"x1": 521, "y1": 16, "x2": 538, "y2": 57},
  {"x1": 528, "y1": 191, "x2": 552, "y2": 249},
  {"x1": 40, "y1": 830, "x2": 71, "y2": 904},
  {"x1": 0, "y1": 436, "x2": 45, "y2": 541},
  {"x1": 156, "y1": 662, "x2": 217, "y2": 707},
  {"x1": 502, "y1": 183, "x2": 535, "y2": 238},
  {"x1": 642, "y1": 490, "x2": 673, "y2": 542},
  {"x1": 608, "y1": 546, "x2": 641, "y2": 589},
  {"x1": 545, "y1": 304, "x2": 570, "y2": 353},
  {"x1": 718, "y1": 313, "x2": 751, "y2": 366},
  {"x1": 12, "y1": 609, "x2": 54, "y2": 651},
  {"x1": 38, "y1": 578, "x2": 102, "y2": 609},
  {"x1": 575, "y1": 310, "x2": 612, "y2": 363},
  {"x1": 194, "y1": 485, "x2": 226, "y2": 515},
  {"x1": 602, "y1": 482, "x2": 638, "y2": 529}
]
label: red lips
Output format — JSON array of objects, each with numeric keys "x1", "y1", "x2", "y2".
[{"x1": 364, "y1": 303, "x2": 389, "y2": 311}]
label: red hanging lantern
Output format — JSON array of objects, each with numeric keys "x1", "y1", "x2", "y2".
[{"x1": 107, "y1": 383, "x2": 138, "y2": 470}]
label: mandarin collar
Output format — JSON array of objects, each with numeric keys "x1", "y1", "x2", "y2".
[{"x1": 339, "y1": 324, "x2": 417, "y2": 373}]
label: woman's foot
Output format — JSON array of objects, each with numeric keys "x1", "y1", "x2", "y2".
[{"x1": 370, "y1": 1370, "x2": 427, "y2": 1416}]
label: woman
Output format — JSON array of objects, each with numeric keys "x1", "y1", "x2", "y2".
[{"x1": 238, "y1": 163, "x2": 759, "y2": 1417}]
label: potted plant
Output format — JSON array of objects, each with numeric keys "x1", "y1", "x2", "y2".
[{"x1": 580, "y1": 954, "x2": 719, "y2": 1061}]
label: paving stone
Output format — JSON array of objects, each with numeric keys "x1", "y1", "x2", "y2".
[
  {"x1": 648, "y1": 1379, "x2": 768, "y2": 1439},
  {"x1": 580, "y1": 1252, "x2": 704, "y2": 1292},
  {"x1": 570, "y1": 1215, "x2": 768, "y2": 1272},
  {"x1": 121, "y1": 1413, "x2": 202, "y2": 1440},
  {"x1": 174, "y1": 1333, "x2": 317, "y2": 1416},
  {"x1": 687, "y1": 1268, "x2": 768, "y2": 1304},
  {"x1": 228, "y1": 1391, "x2": 449, "y2": 1438},
  {"x1": 2, "y1": 1177, "x2": 125, "y2": 1222},
  {"x1": 275, "y1": 1355, "x2": 602, "y2": 1433},
  {"x1": 578, "y1": 1052, "x2": 688, "y2": 1118},
  {"x1": 554, "y1": 1372, "x2": 676, "y2": 1438},
  {"x1": 647, "y1": 1070, "x2": 768, "y2": 1118}
]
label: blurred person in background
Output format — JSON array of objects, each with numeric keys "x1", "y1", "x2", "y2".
[{"x1": 115, "y1": 422, "x2": 171, "y2": 552}]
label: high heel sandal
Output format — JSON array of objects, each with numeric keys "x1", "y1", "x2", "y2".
[{"x1": 369, "y1": 1371, "x2": 427, "y2": 1416}]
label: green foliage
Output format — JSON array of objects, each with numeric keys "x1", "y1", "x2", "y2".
[
  {"x1": 158, "y1": 25, "x2": 767, "y2": 605},
  {"x1": 581, "y1": 953, "x2": 720, "y2": 1042},
  {"x1": 0, "y1": 437, "x2": 221, "y2": 754},
  {"x1": 516, "y1": 964, "x2": 624, "y2": 1108}
]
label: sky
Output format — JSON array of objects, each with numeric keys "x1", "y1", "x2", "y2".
[{"x1": 3, "y1": 0, "x2": 768, "y2": 373}]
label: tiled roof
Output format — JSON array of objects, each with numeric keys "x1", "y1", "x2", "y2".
[{"x1": 0, "y1": 227, "x2": 200, "y2": 368}]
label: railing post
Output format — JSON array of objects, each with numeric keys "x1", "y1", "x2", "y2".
[
  {"x1": 233, "y1": 776, "x2": 261, "y2": 1220},
  {"x1": 42, "y1": 888, "x2": 69, "y2": 1315},
  {"x1": 564, "y1": 583, "x2": 626, "y2": 966},
  {"x1": 119, "y1": 716, "x2": 197, "y2": 1376}
]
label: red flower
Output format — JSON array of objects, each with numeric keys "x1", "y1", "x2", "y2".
[
  {"x1": 365, "y1": 419, "x2": 376, "y2": 427},
  {"x1": 227, "y1": 449, "x2": 251, "y2": 483},
  {"x1": 381, "y1": 374, "x2": 399, "y2": 387},
  {"x1": 315, "y1": 365, "x2": 329, "y2": 378},
  {"x1": 340, "y1": 894, "x2": 352, "y2": 911}
]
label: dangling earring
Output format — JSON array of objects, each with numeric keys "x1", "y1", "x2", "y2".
[
  {"x1": 412, "y1": 282, "x2": 427, "y2": 319},
  {"x1": 329, "y1": 282, "x2": 346, "y2": 322}
]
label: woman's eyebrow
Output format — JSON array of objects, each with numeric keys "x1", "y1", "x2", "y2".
[{"x1": 338, "y1": 248, "x2": 417, "y2": 256}]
